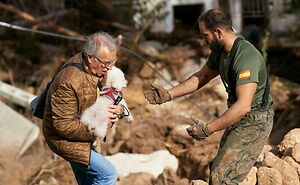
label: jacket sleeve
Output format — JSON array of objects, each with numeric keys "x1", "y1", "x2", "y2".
[{"x1": 50, "y1": 82, "x2": 94, "y2": 141}]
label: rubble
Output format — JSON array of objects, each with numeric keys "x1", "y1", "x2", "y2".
[
  {"x1": 257, "y1": 167, "x2": 283, "y2": 185},
  {"x1": 0, "y1": 100, "x2": 39, "y2": 158},
  {"x1": 106, "y1": 150, "x2": 178, "y2": 178}
]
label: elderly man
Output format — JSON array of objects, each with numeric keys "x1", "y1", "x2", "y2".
[
  {"x1": 145, "y1": 9, "x2": 273, "y2": 184},
  {"x1": 43, "y1": 32, "x2": 124, "y2": 185}
]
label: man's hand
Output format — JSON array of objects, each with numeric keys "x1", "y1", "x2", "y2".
[
  {"x1": 144, "y1": 84, "x2": 171, "y2": 104},
  {"x1": 186, "y1": 116, "x2": 212, "y2": 140},
  {"x1": 108, "y1": 104, "x2": 124, "y2": 118},
  {"x1": 108, "y1": 104, "x2": 123, "y2": 127}
]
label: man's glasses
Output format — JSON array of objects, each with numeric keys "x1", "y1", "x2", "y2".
[{"x1": 90, "y1": 55, "x2": 118, "y2": 68}]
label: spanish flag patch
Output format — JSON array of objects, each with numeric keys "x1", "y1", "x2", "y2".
[{"x1": 239, "y1": 70, "x2": 251, "y2": 79}]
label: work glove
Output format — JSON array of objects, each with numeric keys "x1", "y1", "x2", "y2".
[
  {"x1": 186, "y1": 116, "x2": 212, "y2": 140},
  {"x1": 144, "y1": 84, "x2": 171, "y2": 105}
]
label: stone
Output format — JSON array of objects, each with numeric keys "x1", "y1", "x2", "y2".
[
  {"x1": 257, "y1": 145, "x2": 273, "y2": 162},
  {"x1": 106, "y1": 150, "x2": 178, "y2": 178},
  {"x1": 138, "y1": 41, "x2": 161, "y2": 58},
  {"x1": 257, "y1": 167, "x2": 282, "y2": 185},
  {"x1": 139, "y1": 63, "x2": 155, "y2": 78},
  {"x1": 278, "y1": 128, "x2": 300, "y2": 155},
  {"x1": 154, "y1": 167, "x2": 189, "y2": 185},
  {"x1": 283, "y1": 156, "x2": 300, "y2": 176},
  {"x1": 240, "y1": 166, "x2": 258, "y2": 185},
  {"x1": 262, "y1": 152, "x2": 300, "y2": 185},
  {"x1": 292, "y1": 142, "x2": 300, "y2": 163},
  {"x1": 0, "y1": 101, "x2": 39, "y2": 158},
  {"x1": 117, "y1": 172, "x2": 154, "y2": 185},
  {"x1": 190, "y1": 179, "x2": 208, "y2": 185}
]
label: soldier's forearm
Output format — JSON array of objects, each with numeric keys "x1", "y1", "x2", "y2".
[
  {"x1": 207, "y1": 101, "x2": 250, "y2": 133},
  {"x1": 168, "y1": 75, "x2": 200, "y2": 99}
]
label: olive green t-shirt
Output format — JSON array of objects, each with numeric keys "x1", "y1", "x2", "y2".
[{"x1": 206, "y1": 39, "x2": 272, "y2": 108}]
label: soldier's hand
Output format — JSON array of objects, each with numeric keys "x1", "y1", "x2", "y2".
[
  {"x1": 144, "y1": 84, "x2": 171, "y2": 105},
  {"x1": 186, "y1": 116, "x2": 212, "y2": 140}
]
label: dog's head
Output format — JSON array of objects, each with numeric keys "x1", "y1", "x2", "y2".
[{"x1": 105, "y1": 66, "x2": 127, "y2": 91}]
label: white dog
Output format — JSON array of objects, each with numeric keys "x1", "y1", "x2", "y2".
[{"x1": 80, "y1": 66, "x2": 133, "y2": 152}]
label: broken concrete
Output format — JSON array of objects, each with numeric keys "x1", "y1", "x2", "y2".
[{"x1": 0, "y1": 100, "x2": 39, "y2": 158}]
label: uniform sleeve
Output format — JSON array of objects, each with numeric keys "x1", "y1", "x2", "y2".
[
  {"x1": 206, "y1": 50, "x2": 220, "y2": 70},
  {"x1": 233, "y1": 47, "x2": 262, "y2": 87},
  {"x1": 50, "y1": 82, "x2": 94, "y2": 141}
]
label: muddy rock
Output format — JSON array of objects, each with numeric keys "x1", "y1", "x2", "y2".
[
  {"x1": 138, "y1": 41, "x2": 162, "y2": 58},
  {"x1": 106, "y1": 150, "x2": 178, "y2": 178},
  {"x1": 283, "y1": 156, "x2": 300, "y2": 176},
  {"x1": 262, "y1": 152, "x2": 300, "y2": 185},
  {"x1": 118, "y1": 121, "x2": 166, "y2": 153},
  {"x1": 38, "y1": 177, "x2": 59, "y2": 185},
  {"x1": 117, "y1": 172, "x2": 154, "y2": 185},
  {"x1": 177, "y1": 135, "x2": 220, "y2": 181},
  {"x1": 240, "y1": 166, "x2": 257, "y2": 185},
  {"x1": 257, "y1": 167, "x2": 283, "y2": 185},
  {"x1": 270, "y1": 76, "x2": 292, "y2": 109},
  {"x1": 292, "y1": 142, "x2": 300, "y2": 163},
  {"x1": 139, "y1": 63, "x2": 155, "y2": 78},
  {"x1": 278, "y1": 128, "x2": 300, "y2": 155},
  {"x1": 257, "y1": 145, "x2": 273, "y2": 162},
  {"x1": 123, "y1": 75, "x2": 146, "y2": 108},
  {"x1": 190, "y1": 179, "x2": 208, "y2": 185},
  {"x1": 166, "y1": 124, "x2": 194, "y2": 156},
  {"x1": 154, "y1": 167, "x2": 189, "y2": 185}
]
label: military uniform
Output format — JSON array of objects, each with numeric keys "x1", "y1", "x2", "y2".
[{"x1": 206, "y1": 39, "x2": 274, "y2": 184}]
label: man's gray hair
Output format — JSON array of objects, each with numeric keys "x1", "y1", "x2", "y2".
[{"x1": 83, "y1": 32, "x2": 117, "y2": 57}]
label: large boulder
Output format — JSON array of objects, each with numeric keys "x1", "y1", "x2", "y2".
[
  {"x1": 292, "y1": 142, "x2": 300, "y2": 163},
  {"x1": 262, "y1": 152, "x2": 300, "y2": 185},
  {"x1": 257, "y1": 167, "x2": 283, "y2": 185},
  {"x1": 283, "y1": 156, "x2": 300, "y2": 176},
  {"x1": 117, "y1": 172, "x2": 154, "y2": 185},
  {"x1": 177, "y1": 133, "x2": 221, "y2": 181},
  {"x1": 154, "y1": 167, "x2": 189, "y2": 185},
  {"x1": 106, "y1": 150, "x2": 178, "y2": 178},
  {"x1": 278, "y1": 128, "x2": 300, "y2": 155},
  {"x1": 240, "y1": 167, "x2": 257, "y2": 185}
]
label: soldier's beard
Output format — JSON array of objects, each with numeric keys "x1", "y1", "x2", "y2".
[{"x1": 209, "y1": 39, "x2": 224, "y2": 52}]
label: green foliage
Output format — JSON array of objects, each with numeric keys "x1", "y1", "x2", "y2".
[
  {"x1": 133, "y1": 0, "x2": 168, "y2": 28},
  {"x1": 286, "y1": 0, "x2": 300, "y2": 13}
]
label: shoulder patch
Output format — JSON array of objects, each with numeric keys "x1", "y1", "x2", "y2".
[{"x1": 239, "y1": 70, "x2": 251, "y2": 79}]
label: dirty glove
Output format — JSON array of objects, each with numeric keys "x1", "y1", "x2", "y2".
[
  {"x1": 186, "y1": 116, "x2": 212, "y2": 140},
  {"x1": 144, "y1": 84, "x2": 171, "y2": 104}
]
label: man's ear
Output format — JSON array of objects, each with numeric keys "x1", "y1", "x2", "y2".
[
  {"x1": 215, "y1": 28, "x2": 223, "y2": 39},
  {"x1": 86, "y1": 55, "x2": 92, "y2": 64}
]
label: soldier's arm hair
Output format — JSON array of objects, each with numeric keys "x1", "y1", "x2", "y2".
[{"x1": 168, "y1": 64, "x2": 219, "y2": 99}]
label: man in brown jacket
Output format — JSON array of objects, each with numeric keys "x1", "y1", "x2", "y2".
[{"x1": 43, "y1": 32, "x2": 125, "y2": 185}]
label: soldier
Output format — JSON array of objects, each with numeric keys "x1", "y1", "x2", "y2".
[{"x1": 144, "y1": 9, "x2": 273, "y2": 184}]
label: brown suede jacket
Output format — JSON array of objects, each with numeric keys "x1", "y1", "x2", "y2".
[{"x1": 42, "y1": 52, "x2": 101, "y2": 166}]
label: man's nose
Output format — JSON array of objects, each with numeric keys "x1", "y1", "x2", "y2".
[
  {"x1": 201, "y1": 37, "x2": 208, "y2": 44},
  {"x1": 107, "y1": 65, "x2": 113, "y2": 70}
]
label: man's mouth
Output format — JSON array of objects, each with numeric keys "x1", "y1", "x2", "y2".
[{"x1": 97, "y1": 71, "x2": 106, "y2": 77}]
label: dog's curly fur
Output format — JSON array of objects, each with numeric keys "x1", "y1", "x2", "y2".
[{"x1": 80, "y1": 66, "x2": 133, "y2": 152}]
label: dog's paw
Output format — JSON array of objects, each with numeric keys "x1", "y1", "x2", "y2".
[{"x1": 125, "y1": 115, "x2": 134, "y2": 123}]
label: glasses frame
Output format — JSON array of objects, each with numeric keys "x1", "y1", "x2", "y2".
[{"x1": 89, "y1": 55, "x2": 118, "y2": 68}]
